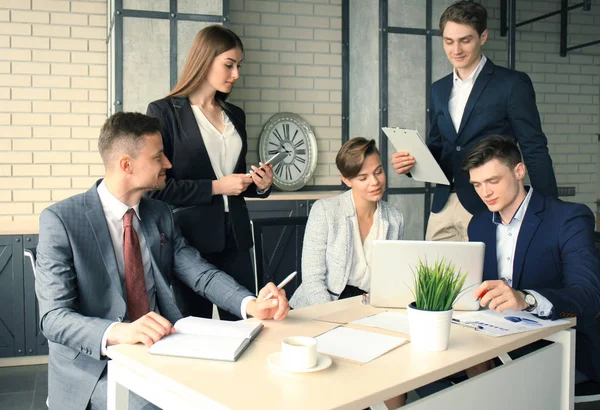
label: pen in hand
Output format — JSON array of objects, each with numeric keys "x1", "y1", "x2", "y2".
[{"x1": 261, "y1": 271, "x2": 298, "y2": 302}]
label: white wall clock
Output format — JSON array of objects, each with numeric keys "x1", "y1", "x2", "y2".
[{"x1": 258, "y1": 112, "x2": 318, "y2": 192}]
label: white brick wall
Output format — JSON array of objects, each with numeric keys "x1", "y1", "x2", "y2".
[
  {"x1": 228, "y1": 0, "x2": 343, "y2": 186},
  {"x1": 0, "y1": 0, "x2": 107, "y2": 229},
  {"x1": 482, "y1": 0, "x2": 600, "y2": 212}
]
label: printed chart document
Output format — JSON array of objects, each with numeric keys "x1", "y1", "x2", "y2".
[
  {"x1": 148, "y1": 316, "x2": 263, "y2": 361},
  {"x1": 315, "y1": 326, "x2": 408, "y2": 364},
  {"x1": 351, "y1": 312, "x2": 411, "y2": 335},
  {"x1": 382, "y1": 127, "x2": 449, "y2": 185},
  {"x1": 452, "y1": 309, "x2": 569, "y2": 337}
]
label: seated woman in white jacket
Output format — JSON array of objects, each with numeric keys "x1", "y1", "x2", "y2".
[{"x1": 290, "y1": 137, "x2": 404, "y2": 309}]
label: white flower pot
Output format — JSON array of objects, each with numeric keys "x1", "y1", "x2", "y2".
[{"x1": 407, "y1": 302, "x2": 453, "y2": 351}]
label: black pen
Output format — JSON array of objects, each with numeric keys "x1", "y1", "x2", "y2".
[{"x1": 452, "y1": 318, "x2": 484, "y2": 331}]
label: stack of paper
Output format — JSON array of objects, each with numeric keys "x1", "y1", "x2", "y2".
[
  {"x1": 351, "y1": 312, "x2": 411, "y2": 334},
  {"x1": 315, "y1": 326, "x2": 408, "y2": 364},
  {"x1": 148, "y1": 316, "x2": 263, "y2": 361}
]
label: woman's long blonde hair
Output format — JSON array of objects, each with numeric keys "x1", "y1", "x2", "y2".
[{"x1": 167, "y1": 25, "x2": 243, "y2": 101}]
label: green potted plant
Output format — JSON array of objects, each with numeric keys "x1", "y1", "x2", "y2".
[{"x1": 407, "y1": 258, "x2": 467, "y2": 351}]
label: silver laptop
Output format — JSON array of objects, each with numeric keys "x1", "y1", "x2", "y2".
[{"x1": 370, "y1": 240, "x2": 485, "y2": 310}]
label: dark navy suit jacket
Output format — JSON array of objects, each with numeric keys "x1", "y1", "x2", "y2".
[
  {"x1": 428, "y1": 59, "x2": 557, "y2": 215},
  {"x1": 468, "y1": 190, "x2": 600, "y2": 381}
]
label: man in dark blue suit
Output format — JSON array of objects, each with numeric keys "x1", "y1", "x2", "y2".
[
  {"x1": 392, "y1": 1, "x2": 557, "y2": 241},
  {"x1": 463, "y1": 135, "x2": 600, "y2": 382}
]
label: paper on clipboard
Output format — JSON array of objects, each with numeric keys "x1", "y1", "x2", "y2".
[{"x1": 383, "y1": 127, "x2": 450, "y2": 185}]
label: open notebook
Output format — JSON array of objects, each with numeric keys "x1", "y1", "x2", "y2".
[{"x1": 148, "y1": 317, "x2": 263, "y2": 362}]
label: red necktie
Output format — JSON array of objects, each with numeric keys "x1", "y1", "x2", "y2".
[{"x1": 123, "y1": 209, "x2": 149, "y2": 322}]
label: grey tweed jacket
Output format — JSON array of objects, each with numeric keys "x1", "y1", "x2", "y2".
[
  {"x1": 290, "y1": 190, "x2": 404, "y2": 309},
  {"x1": 35, "y1": 180, "x2": 253, "y2": 410}
]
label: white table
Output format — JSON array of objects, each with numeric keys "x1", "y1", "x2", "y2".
[{"x1": 107, "y1": 297, "x2": 576, "y2": 410}]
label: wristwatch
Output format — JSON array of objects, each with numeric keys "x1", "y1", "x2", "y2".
[{"x1": 522, "y1": 291, "x2": 537, "y2": 312}]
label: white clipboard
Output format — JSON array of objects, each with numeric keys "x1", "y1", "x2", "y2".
[{"x1": 383, "y1": 127, "x2": 450, "y2": 185}]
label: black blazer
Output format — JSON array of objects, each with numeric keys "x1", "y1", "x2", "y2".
[
  {"x1": 428, "y1": 59, "x2": 558, "y2": 215},
  {"x1": 146, "y1": 97, "x2": 270, "y2": 253}
]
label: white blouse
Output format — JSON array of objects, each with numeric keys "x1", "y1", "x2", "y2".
[
  {"x1": 346, "y1": 195, "x2": 384, "y2": 292},
  {"x1": 190, "y1": 105, "x2": 242, "y2": 212}
]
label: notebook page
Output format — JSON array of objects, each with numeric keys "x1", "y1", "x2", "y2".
[{"x1": 174, "y1": 316, "x2": 262, "y2": 339}]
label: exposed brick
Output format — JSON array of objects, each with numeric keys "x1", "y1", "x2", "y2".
[
  {"x1": 51, "y1": 64, "x2": 88, "y2": 76},
  {"x1": 280, "y1": 77, "x2": 313, "y2": 89},
  {"x1": 280, "y1": 2, "x2": 313, "y2": 15},
  {"x1": 261, "y1": 39, "x2": 296, "y2": 51},
  {"x1": 3, "y1": 0, "x2": 32, "y2": 10},
  {"x1": 88, "y1": 15, "x2": 106, "y2": 27},
  {"x1": 0, "y1": 202, "x2": 33, "y2": 215},
  {"x1": 0, "y1": 101, "x2": 31, "y2": 113},
  {"x1": 88, "y1": 90, "x2": 107, "y2": 102},
  {"x1": 32, "y1": 0, "x2": 70, "y2": 12},
  {"x1": 0, "y1": 23, "x2": 31, "y2": 36},
  {"x1": 245, "y1": 1, "x2": 279, "y2": 12},
  {"x1": 279, "y1": 27, "x2": 313, "y2": 40},
  {"x1": 71, "y1": 77, "x2": 106, "y2": 89},
  {"x1": 13, "y1": 190, "x2": 51, "y2": 202},
  {"x1": 71, "y1": 26, "x2": 106, "y2": 40},
  {"x1": 13, "y1": 139, "x2": 51, "y2": 151},
  {"x1": 297, "y1": 40, "x2": 329, "y2": 53},
  {"x1": 11, "y1": 36, "x2": 50, "y2": 49},
  {"x1": 72, "y1": 152, "x2": 102, "y2": 164},
  {"x1": 52, "y1": 189, "x2": 85, "y2": 201},
  {"x1": 34, "y1": 151, "x2": 70, "y2": 163},
  {"x1": 0, "y1": 152, "x2": 32, "y2": 164},
  {"x1": 33, "y1": 101, "x2": 70, "y2": 113},
  {"x1": 51, "y1": 139, "x2": 88, "y2": 151},
  {"x1": 52, "y1": 164, "x2": 88, "y2": 176},
  {"x1": 51, "y1": 38, "x2": 88, "y2": 51},
  {"x1": 2, "y1": 49, "x2": 32, "y2": 61},
  {"x1": 296, "y1": 15, "x2": 329, "y2": 28},
  {"x1": 280, "y1": 52, "x2": 314, "y2": 65},
  {"x1": 12, "y1": 165, "x2": 51, "y2": 176},
  {"x1": 33, "y1": 75, "x2": 69, "y2": 87},
  {"x1": 71, "y1": 177, "x2": 99, "y2": 189},
  {"x1": 51, "y1": 114, "x2": 89, "y2": 126},
  {"x1": 33, "y1": 177, "x2": 70, "y2": 188},
  {"x1": 0, "y1": 126, "x2": 32, "y2": 138},
  {"x1": 33, "y1": 50, "x2": 71, "y2": 63},
  {"x1": 280, "y1": 102, "x2": 313, "y2": 113},
  {"x1": 33, "y1": 126, "x2": 70, "y2": 138},
  {"x1": 70, "y1": 2, "x2": 106, "y2": 14},
  {"x1": 32, "y1": 24, "x2": 69, "y2": 37},
  {"x1": 71, "y1": 102, "x2": 107, "y2": 114},
  {"x1": 12, "y1": 62, "x2": 50, "y2": 75},
  {"x1": 12, "y1": 113, "x2": 49, "y2": 125},
  {"x1": 11, "y1": 10, "x2": 50, "y2": 24},
  {"x1": 51, "y1": 88, "x2": 88, "y2": 101},
  {"x1": 261, "y1": 13, "x2": 294, "y2": 26}
]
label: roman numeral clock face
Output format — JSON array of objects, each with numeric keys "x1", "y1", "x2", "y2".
[{"x1": 258, "y1": 113, "x2": 318, "y2": 191}]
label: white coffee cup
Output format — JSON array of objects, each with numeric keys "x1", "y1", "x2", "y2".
[{"x1": 280, "y1": 336, "x2": 317, "y2": 370}]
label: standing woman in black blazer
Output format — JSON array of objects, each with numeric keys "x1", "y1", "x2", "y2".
[{"x1": 146, "y1": 25, "x2": 273, "y2": 321}]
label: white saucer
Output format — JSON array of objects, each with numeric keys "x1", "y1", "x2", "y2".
[{"x1": 267, "y1": 352, "x2": 332, "y2": 373}]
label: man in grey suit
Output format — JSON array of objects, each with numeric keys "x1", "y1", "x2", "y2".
[{"x1": 35, "y1": 112, "x2": 290, "y2": 410}]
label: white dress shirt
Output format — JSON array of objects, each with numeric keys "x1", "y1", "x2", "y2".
[
  {"x1": 449, "y1": 54, "x2": 487, "y2": 132},
  {"x1": 493, "y1": 187, "x2": 553, "y2": 317},
  {"x1": 347, "y1": 196, "x2": 383, "y2": 292},
  {"x1": 191, "y1": 106, "x2": 242, "y2": 212},
  {"x1": 98, "y1": 181, "x2": 252, "y2": 355}
]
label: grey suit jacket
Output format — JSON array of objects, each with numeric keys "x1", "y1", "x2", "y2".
[
  {"x1": 290, "y1": 190, "x2": 404, "y2": 309},
  {"x1": 35, "y1": 181, "x2": 253, "y2": 410}
]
